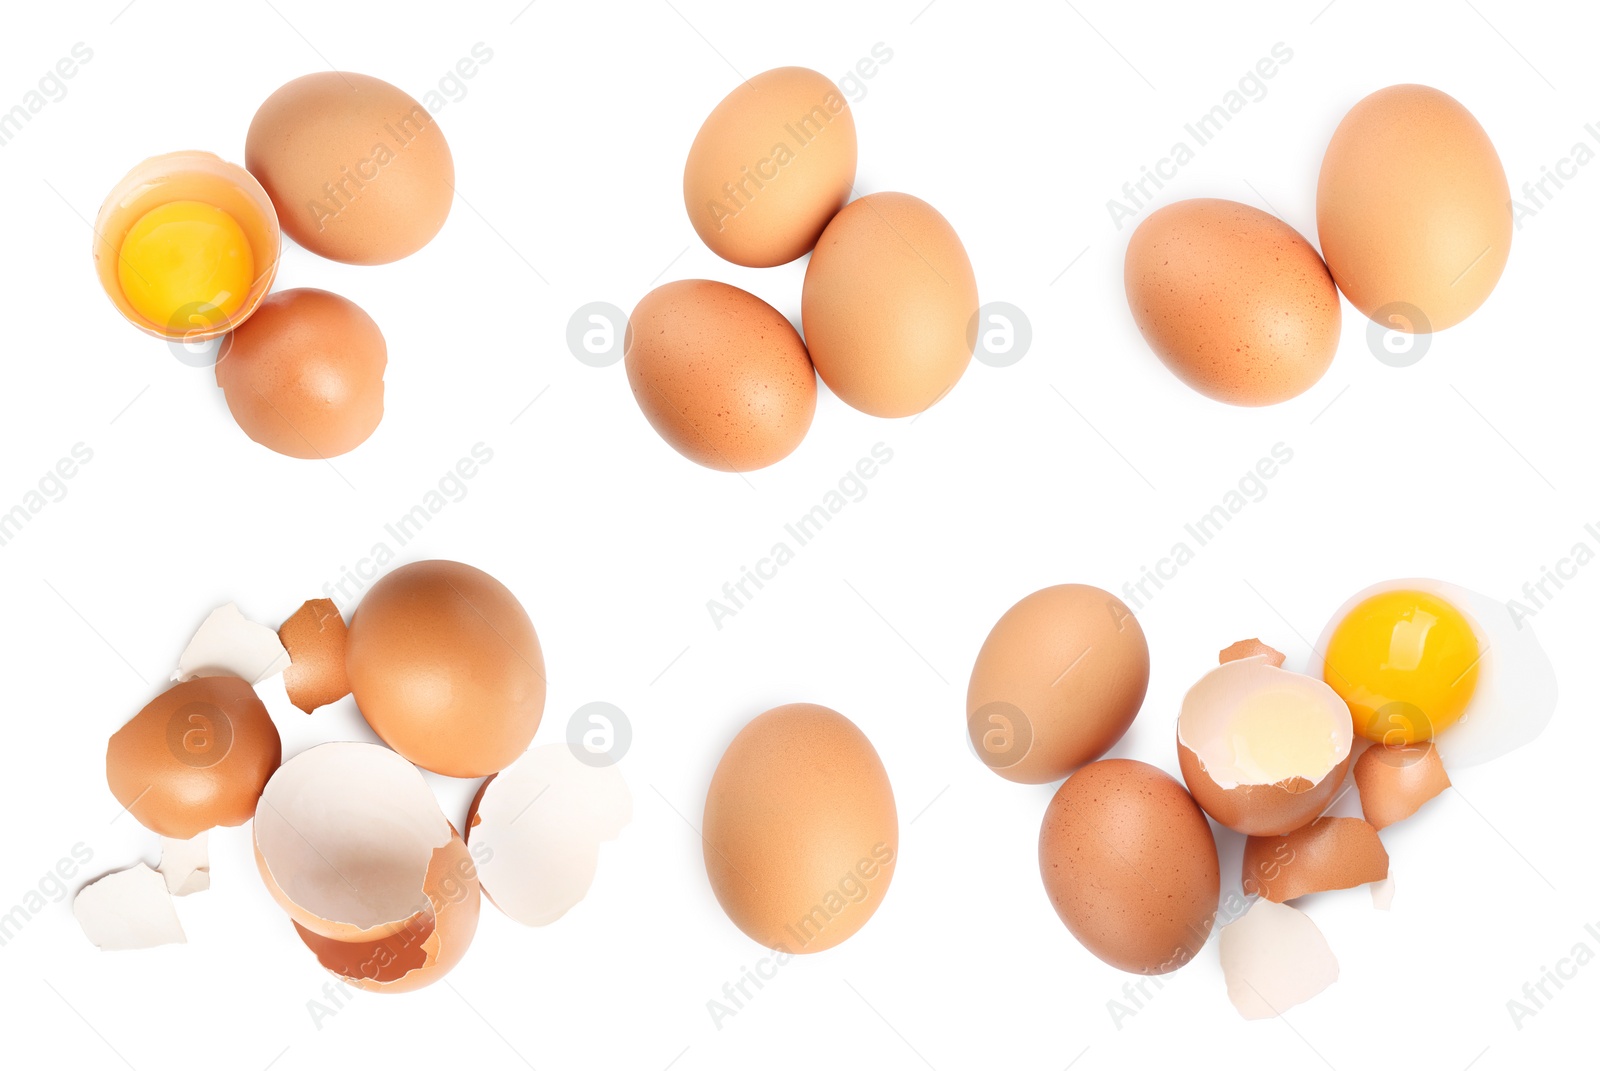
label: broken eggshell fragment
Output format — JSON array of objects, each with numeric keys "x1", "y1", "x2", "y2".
[
  {"x1": 172, "y1": 603, "x2": 291, "y2": 684},
  {"x1": 1177, "y1": 652, "x2": 1353, "y2": 836},
  {"x1": 159, "y1": 833, "x2": 210, "y2": 896},
  {"x1": 278, "y1": 598, "x2": 351, "y2": 714},
  {"x1": 1220, "y1": 898, "x2": 1339, "y2": 1019},
  {"x1": 465, "y1": 743, "x2": 632, "y2": 927},
  {"x1": 1241, "y1": 816, "x2": 1389, "y2": 902},
  {"x1": 75, "y1": 863, "x2": 187, "y2": 951},
  {"x1": 1354, "y1": 740, "x2": 1451, "y2": 830},
  {"x1": 254, "y1": 742, "x2": 479, "y2": 991},
  {"x1": 106, "y1": 676, "x2": 282, "y2": 839}
]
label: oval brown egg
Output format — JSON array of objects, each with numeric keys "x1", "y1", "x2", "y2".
[
  {"x1": 1125, "y1": 198, "x2": 1340, "y2": 406},
  {"x1": 1038, "y1": 759, "x2": 1219, "y2": 974},
  {"x1": 105, "y1": 676, "x2": 282, "y2": 840},
  {"x1": 703, "y1": 703, "x2": 897, "y2": 954},
  {"x1": 345, "y1": 560, "x2": 545, "y2": 778},
  {"x1": 246, "y1": 72, "x2": 453, "y2": 265},
  {"x1": 802, "y1": 192, "x2": 978, "y2": 418},
  {"x1": 1317, "y1": 84, "x2": 1511, "y2": 332},
  {"x1": 967, "y1": 584, "x2": 1148, "y2": 784},
  {"x1": 625, "y1": 279, "x2": 816, "y2": 471},
  {"x1": 683, "y1": 67, "x2": 856, "y2": 268},
  {"x1": 215, "y1": 288, "x2": 386, "y2": 459}
]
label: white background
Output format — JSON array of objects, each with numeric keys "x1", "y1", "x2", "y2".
[{"x1": 1, "y1": 0, "x2": 1596, "y2": 1068}]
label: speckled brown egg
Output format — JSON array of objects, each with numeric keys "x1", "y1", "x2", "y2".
[
  {"x1": 684, "y1": 67, "x2": 856, "y2": 267},
  {"x1": 215, "y1": 288, "x2": 386, "y2": 459},
  {"x1": 1039, "y1": 759, "x2": 1219, "y2": 974},
  {"x1": 967, "y1": 584, "x2": 1149, "y2": 784},
  {"x1": 703, "y1": 703, "x2": 897, "y2": 954},
  {"x1": 1318, "y1": 84, "x2": 1511, "y2": 331},
  {"x1": 246, "y1": 72, "x2": 453, "y2": 265},
  {"x1": 105, "y1": 676, "x2": 282, "y2": 840},
  {"x1": 624, "y1": 279, "x2": 816, "y2": 471},
  {"x1": 1124, "y1": 198, "x2": 1340, "y2": 406},
  {"x1": 345, "y1": 560, "x2": 544, "y2": 778},
  {"x1": 802, "y1": 192, "x2": 978, "y2": 417}
]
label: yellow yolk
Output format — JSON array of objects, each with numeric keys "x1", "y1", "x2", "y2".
[
  {"x1": 117, "y1": 200, "x2": 254, "y2": 330},
  {"x1": 1323, "y1": 588, "x2": 1480, "y2": 745}
]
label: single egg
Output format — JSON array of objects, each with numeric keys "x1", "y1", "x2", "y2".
[
  {"x1": 94, "y1": 151, "x2": 280, "y2": 341},
  {"x1": 966, "y1": 584, "x2": 1148, "y2": 784},
  {"x1": 1317, "y1": 85, "x2": 1510, "y2": 331},
  {"x1": 1313, "y1": 579, "x2": 1556, "y2": 767},
  {"x1": 246, "y1": 72, "x2": 454, "y2": 265},
  {"x1": 105, "y1": 676, "x2": 282, "y2": 839},
  {"x1": 1124, "y1": 198, "x2": 1340, "y2": 406},
  {"x1": 683, "y1": 67, "x2": 856, "y2": 267},
  {"x1": 1039, "y1": 759, "x2": 1219, "y2": 974},
  {"x1": 345, "y1": 560, "x2": 545, "y2": 778},
  {"x1": 703, "y1": 703, "x2": 897, "y2": 953},
  {"x1": 624, "y1": 279, "x2": 817, "y2": 471},
  {"x1": 802, "y1": 192, "x2": 978, "y2": 417},
  {"x1": 215, "y1": 288, "x2": 386, "y2": 459}
]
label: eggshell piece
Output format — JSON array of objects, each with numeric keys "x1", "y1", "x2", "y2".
[
  {"x1": 216, "y1": 288, "x2": 386, "y2": 460},
  {"x1": 1242, "y1": 817, "x2": 1389, "y2": 902},
  {"x1": 703, "y1": 703, "x2": 897, "y2": 954},
  {"x1": 683, "y1": 67, "x2": 856, "y2": 267},
  {"x1": 74, "y1": 863, "x2": 186, "y2": 951},
  {"x1": 1124, "y1": 198, "x2": 1340, "y2": 406},
  {"x1": 802, "y1": 192, "x2": 978, "y2": 417},
  {"x1": 159, "y1": 833, "x2": 210, "y2": 896},
  {"x1": 1219, "y1": 638, "x2": 1284, "y2": 667},
  {"x1": 254, "y1": 741, "x2": 456, "y2": 943},
  {"x1": 465, "y1": 744, "x2": 631, "y2": 927},
  {"x1": 966, "y1": 584, "x2": 1149, "y2": 784},
  {"x1": 291, "y1": 832, "x2": 480, "y2": 993},
  {"x1": 278, "y1": 598, "x2": 351, "y2": 714},
  {"x1": 246, "y1": 72, "x2": 453, "y2": 265},
  {"x1": 1354, "y1": 741, "x2": 1451, "y2": 830},
  {"x1": 624, "y1": 279, "x2": 817, "y2": 471},
  {"x1": 106, "y1": 676, "x2": 282, "y2": 839},
  {"x1": 1220, "y1": 899, "x2": 1338, "y2": 1019},
  {"x1": 345, "y1": 560, "x2": 545, "y2": 778},
  {"x1": 1177, "y1": 656, "x2": 1353, "y2": 836},
  {"x1": 1038, "y1": 759, "x2": 1219, "y2": 974},
  {"x1": 1317, "y1": 85, "x2": 1510, "y2": 331},
  {"x1": 172, "y1": 602, "x2": 290, "y2": 683}
]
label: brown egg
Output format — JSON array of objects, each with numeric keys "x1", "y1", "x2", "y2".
[
  {"x1": 967, "y1": 584, "x2": 1148, "y2": 784},
  {"x1": 703, "y1": 703, "x2": 897, "y2": 953},
  {"x1": 105, "y1": 676, "x2": 282, "y2": 839},
  {"x1": 246, "y1": 72, "x2": 453, "y2": 265},
  {"x1": 215, "y1": 288, "x2": 386, "y2": 459},
  {"x1": 345, "y1": 560, "x2": 545, "y2": 778},
  {"x1": 1318, "y1": 85, "x2": 1510, "y2": 331},
  {"x1": 1039, "y1": 759, "x2": 1219, "y2": 974},
  {"x1": 624, "y1": 279, "x2": 817, "y2": 471},
  {"x1": 684, "y1": 67, "x2": 856, "y2": 267},
  {"x1": 802, "y1": 192, "x2": 978, "y2": 417},
  {"x1": 1125, "y1": 199, "x2": 1340, "y2": 406}
]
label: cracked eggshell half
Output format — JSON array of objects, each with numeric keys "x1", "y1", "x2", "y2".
[
  {"x1": 106, "y1": 676, "x2": 282, "y2": 839},
  {"x1": 254, "y1": 743, "x2": 479, "y2": 964},
  {"x1": 465, "y1": 744, "x2": 631, "y2": 927},
  {"x1": 1177, "y1": 654, "x2": 1353, "y2": 836}
]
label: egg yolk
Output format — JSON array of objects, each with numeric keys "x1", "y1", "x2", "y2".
[
  {"x1": 1323, "y1": 589, "x2": 1480, "y2": 745},
  {"x1": 117, "y1": 200, "x2": 254, "y2": 330}
]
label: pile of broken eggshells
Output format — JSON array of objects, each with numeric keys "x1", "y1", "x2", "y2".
[{"x1": 82, "y1": 560, "x2": 630, "y2": 993}]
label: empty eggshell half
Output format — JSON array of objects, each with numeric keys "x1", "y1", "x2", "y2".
[
  {"x1": 278, "y1": 598, "x2": 351, "y2": 714},
  {"x1": 74, "y1": 863, "x2": 187, "y2": 951},
  {"x1": 106, "y1": 676, "x2": 282, "y2": 839},
  {"x1": 1177, "y1": 653, "x2": 1353, "y2": 836},
  {"x1": 1241, "y1": 817, "x2": 1389, "y2": 902},
  {"x1": 1354, "y1": 741, "x2": 1451, "y2": 830},
  {"x1": 465, "y1": 744, "x2": 632, "y2": 927},
  {"x1": 1220, "y1": 898, "x2": 1339, "y2": 1020},
  {"x1": 172, "y1": 603, "x2": 290, "y2": 684}
]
